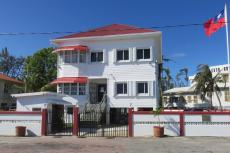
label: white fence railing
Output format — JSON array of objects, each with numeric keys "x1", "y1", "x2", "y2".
[{"x1": 0, "y1": 112, "x2": 42, "y2": 136}]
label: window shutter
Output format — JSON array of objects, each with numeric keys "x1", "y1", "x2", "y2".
[
  {"x1": 128, "y1": 81, "x2": 132, "y2": 96},
  {"x1": 133, "y1": 81, "x2": 137, "y2": 96},
  {"x1": 133, "y1": 47, "x2": 136, "y2": 61},
  {"x1": 113, "y1": 49, "x2": 117, "y2": 64},
  {"x1": 102, "y1": 49, "x2": 107, "y2": 63},
  {"x1": 87, "y1": 51, "x2": 91, "y2": 63},
  {"x1": 148, "y1": 81, "x2": 153, "y2": 96},
  {"x1": 129, "y1": 48, "x2": 133, "y2": 62},
  {"x1": 150, "y1": 46, "x2": 154, "y2": 62},
  {"x1": 113, "y1": 81, "x2": 116, "y2": 96}
]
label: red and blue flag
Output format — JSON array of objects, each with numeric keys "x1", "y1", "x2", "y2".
[{"x1": 204, "y1": 9, "x2": 226, "y2": 36}]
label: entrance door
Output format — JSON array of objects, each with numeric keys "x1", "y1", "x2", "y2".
[
  {"x1": 51, "y1": 104, "x2": 64, "y2": 133},
  {"x1": 97, "y1": 84, "x2": 107, "y2": 103}
]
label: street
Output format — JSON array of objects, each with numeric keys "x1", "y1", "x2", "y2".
[{"x1": 0, "y1": 136, "x2": 229, "y2": 153}]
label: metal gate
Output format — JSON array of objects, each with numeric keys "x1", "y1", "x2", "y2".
[
  {"x1": 78, "y1": 110, "x2": 128, "y2": 137},
  {"x1": 47, "y1": 105, "x2": 73, "y2": 136}
]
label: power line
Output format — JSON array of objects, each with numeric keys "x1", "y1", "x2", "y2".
[{"x1": 0, "y1": 21, "x2": 228, "y2": 36}]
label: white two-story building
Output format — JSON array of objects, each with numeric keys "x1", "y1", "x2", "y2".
[{"x1": 51, "y1": 24, "x2": 162, "y2": 112}]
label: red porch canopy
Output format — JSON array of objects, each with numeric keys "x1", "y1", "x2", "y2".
[
  {"x1": 51, "y1": 77, "x2": 88, "y2": 84},
  {"x1": 53, "y1": 45, "x2": 88, "y2": 53}
]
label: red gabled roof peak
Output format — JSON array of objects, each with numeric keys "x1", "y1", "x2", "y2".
[{"x1": 56, "y1": 24, "x2": 156, "y2": 39}]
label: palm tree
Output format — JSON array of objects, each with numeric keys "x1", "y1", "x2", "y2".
[
  {"x1": 176, "y1": 68, "x2": 189, "y2": 87},
  {"x1": 193, "y1": 64, "x2": 225, "y2": 110},
  {"x1": 162, "y1": 68, "x2": 173, "y2": 90}
]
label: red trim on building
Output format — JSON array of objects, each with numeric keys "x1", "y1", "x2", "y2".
[
  {"x1": 53, "y1": 45, "x2": 88, "y2": 53},
  {"x1": 50, "y1": 77, "x2": 88, "y2": 84},
  {"x1": 0, "y1": 73, "x2": 23, "y2": 84},
  {"x1": 128, "y1": 108, "x2": 133, "y2": 137},
  {"x1": 72, "y1": 106, "x2": 79, "y2": 136},
  {"x1": 41, "y1": 109, "x2": 47, "y2": 136},
  {"x1": 56, "y1": 24, "x2": 157, "y2": 39},
  {"x1": 179, "y1": 113, "x2": 184, "y2": 136},
  {"x1": 0, "y1": 111, "x2": 41, "y2": 115}
]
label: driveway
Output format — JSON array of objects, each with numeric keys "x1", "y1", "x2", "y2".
[{"x1": 0, "y1": 136, "x2": 229, "y2": 153}]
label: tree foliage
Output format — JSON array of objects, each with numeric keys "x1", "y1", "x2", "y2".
[
  {"x1": 193, "y1": 64, "x2": 224, "y2": 109},
  {"x1": 0, "y1": 47, "x2": 25, "y2": 79},
  {"x1": 24, "y1": 48, "x2": 57, "y2": 92},
  {"x1": 176, "y1": 67, "x2": 189, "y2": 87}
]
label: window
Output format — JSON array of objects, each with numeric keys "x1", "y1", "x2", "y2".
[
  {"x1": 79, "y1": 83, "x2": 86, "y2": 95},
  {"x1": 137, "y1": 82, "x2": 148, "y2": 94},
  {"x1": 225, "y1": 90, "x2": 230, "y2": 102},
  {"x1": 59, "y1": 52, "x2": 64, "y2": 64},
  {"x1": 72, "y1": 51, "x2": 78, "y2": 63},
  {"x1": 58, "y1": 84, "x2": 63, "y2": 94},
  {"x1": 193, "y1": 96, "x2": 198, "y2": 103},
  {"x1": 64, "y1": 83, "x2": 70, "y2": 95},
  {"x1": 59, "y1": 83, "x2": 86, "y2": 95},
  {"x1": 91, "y1": 52, "x2": 103, "y2": 62},
  {"x1": 116, "y1": 83, "x2": 127, "y2": 95},
  {"x1": 136, "y1": 48, "x2": 150, "y2": 60},
  {"x1": 71, "y1": 83, "x2": 78, "y2": 95},
  {"x1": 64, "y1": 51, "x2": 71, "y2": 63},
  {"x1": 117, "y1": 49, "x2": 129, "y2": 61},
  {"x1": 187, "y1": 96, "x2": 191, "y2": 103},
  {"x1": 32, "y1": 108, "x2": 41, "y2": 112},
  {"x1": 79, "y1": 52, "x2": 86, "y2": 63},
  {"x1": 4, "y1": 84, "x2": 9, "y2": 94}
]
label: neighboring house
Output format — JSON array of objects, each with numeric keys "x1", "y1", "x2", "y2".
[
  {"x1": 50, "y1": 24, "x2": 162, "y2": 112},
  {"x1": 163, "y1": 64, "x2": 230, "y2": 109},
  {"x1": 0, "y1": 73, "x2": 23, "y2": 110}
]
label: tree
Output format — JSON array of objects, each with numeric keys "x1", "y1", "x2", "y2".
[
  {"x1": 193, "y1": 64, "x2": 224, "y2": 110},
  {"x1": 24, "y1": 48, "x2": 57, "y2": 92},
  {"x1": 0, "y1": 47, "x2": 25, "y2": 79},
  {"x1": 176, "y1": 68, "x2": 189, "y2": 87},
  {"x1": 162, "y1": 68, "x2": 173, "y2": 91}
]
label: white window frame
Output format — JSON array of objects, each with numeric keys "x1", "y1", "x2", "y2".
[
  {"x1": 90, "y1": 51, "x2": 104, "y2": 63},
  {"x1": 58, "y1": 51, "x2": 87, "y2": 64},
  {"x1": 136, "y1": 82, "x2": 149, "y2": 96},
  {"x1": 78, "y1": 83, "x2": 86, "y2": 95},
  {"x1": 116, "y1": 82, "x2": 128, "y2": 96},
  {"x1": 116, "y1": 49, "x2": 130, "y2": 62},
  {"x1": 136, "y1": 48, "x2": 151, "y2": 61},
  {"x1": 58, "y1": 83, "x2": 86, "y2": 95}
]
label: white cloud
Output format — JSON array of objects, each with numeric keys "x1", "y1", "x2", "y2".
[{"x1": 170, "y1": 53, "x2": 186, "y2": 58}]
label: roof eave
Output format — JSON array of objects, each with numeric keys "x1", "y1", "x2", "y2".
[{"x1": 51, "y1": 31, "x2": 161, "y2": 44}]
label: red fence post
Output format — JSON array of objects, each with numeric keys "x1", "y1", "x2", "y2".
[
  {"x1": 128, "y1": 108, "x2": 133, "y2": 137},
  {"x1": 179, "y1": 112, "x2": 184, "y2": 136},
  {"x1": 72, "y1": 106, "x2": 79, "y2": 136},
  {"x1": 41, "y1": 109, "x2": 47, "y2": 136}
]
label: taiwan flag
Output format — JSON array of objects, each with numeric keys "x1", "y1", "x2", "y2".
[{"x1": 204, "y1": 9, "x2": 226, "y2": 36}]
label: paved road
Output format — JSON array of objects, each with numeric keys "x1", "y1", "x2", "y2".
[{"x1": 0, "y1": 136, "x2": 230, "y2": 153}]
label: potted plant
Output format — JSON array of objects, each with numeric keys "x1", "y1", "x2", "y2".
[{"x1": 153, "y1": 107, "x2": 164, "y2": 137}]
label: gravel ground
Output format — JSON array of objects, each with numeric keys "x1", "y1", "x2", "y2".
[{"x1": 0, "y1": 136, "x2": 230, "y2": 153}]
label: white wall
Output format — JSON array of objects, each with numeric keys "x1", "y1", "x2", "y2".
[
  {"x1": 132, "y1": 112, "x2": 230, "y2": 137},
  {"x1": 184, "y1": 114, "x2": 230, "y2": 136},
  {"x1": 56, "y1": 36, "x2": 160, "y2": 110},
  {"x1": 16, "y1": 94, "x2": 77, "y2": 111},
  {"x1": 133, "y1": 114, "x2": 180, "y2": 137},
  {"x1": 0, "y1": 113, "x2": 42, "y2": 136}
]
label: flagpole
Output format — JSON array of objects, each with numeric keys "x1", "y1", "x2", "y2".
[{"x1": 224, "y1": 4, "x2": 230, "y2": 95}]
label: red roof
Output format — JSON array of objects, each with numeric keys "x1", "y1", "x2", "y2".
[
  {"x1": 51, "y1": 77, "x2": 88, "y2": 84},
  {"x1": 53, "y1": 45, "x2": 88, "y2": 53},
  {"x1": 0, "y1": 73, "x2": 23, "y2": 84},
  {"x1": 56, "y1": 24, "x2": 156, "y2": 39}
]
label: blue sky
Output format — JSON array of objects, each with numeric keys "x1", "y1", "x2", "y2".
[{"x1": 0, "y1": 0, "x2": 229, "y2": 77}]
